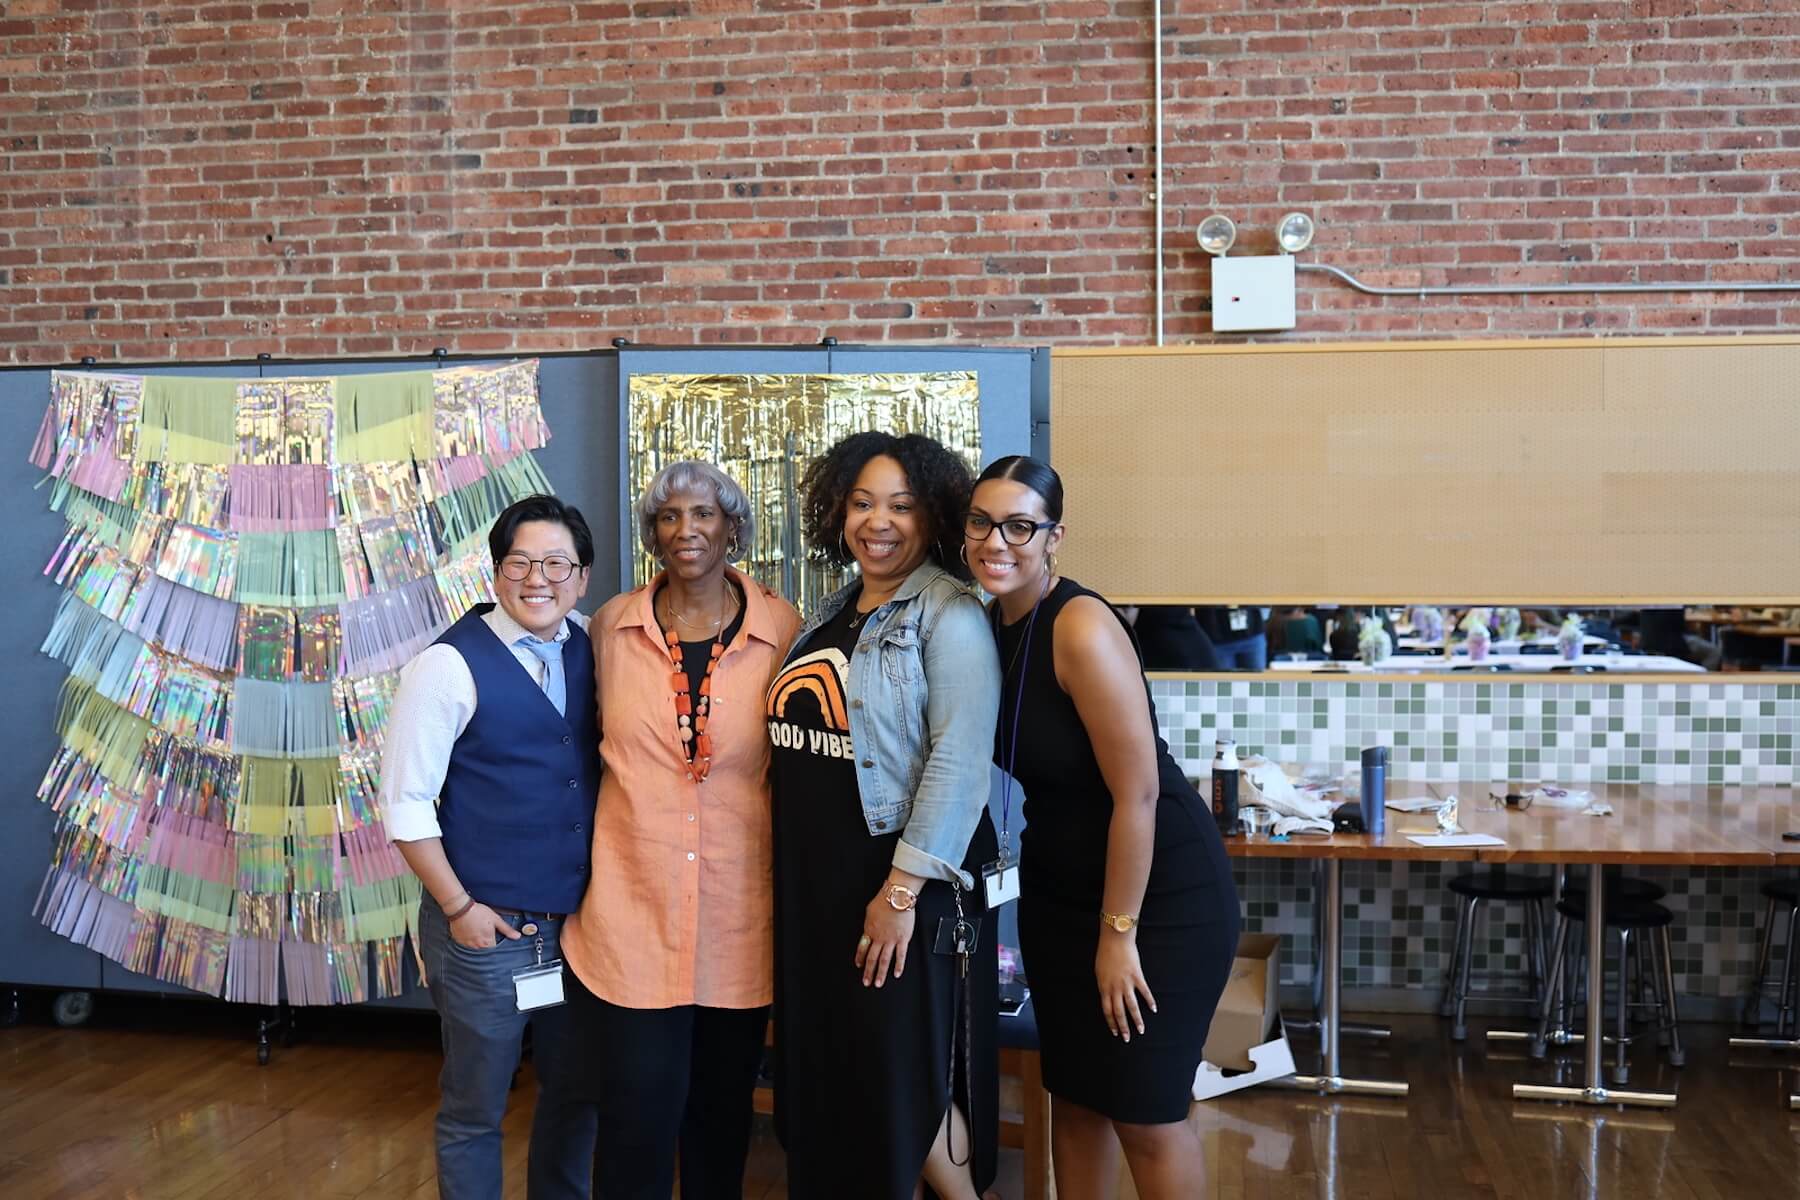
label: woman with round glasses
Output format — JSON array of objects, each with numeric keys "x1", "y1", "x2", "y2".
[
  {"x1": 768, "y1": 431, "x2": 1000, "y2": 1200},
  {"x1": 552, "y1": 460, "x2": 800, "y2": 1199},
  {"x1": 964, "y1": 456, "x2": 1239, "y2": 1200}
]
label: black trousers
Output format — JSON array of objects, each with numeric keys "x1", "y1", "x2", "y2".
[{"x1": 537, "y1": 969, "x2": 769, "y2": 1200}]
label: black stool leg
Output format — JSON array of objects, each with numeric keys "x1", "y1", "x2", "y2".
[
  {"x1": 1531, "y1": 914, "x2": 1571, "y2": 1059},
  {"x1": 1782, "y1": 905, "x2": 1800, "y2": 1039},
  {"x1": 1656, "y1": 925, "x2": 1685, "y2": 1068},
  {"x1": 1613, "y1": 927, "x2": 1632, "y2": 1086},
  {"x1": 1452, "y1": 896, "x2": 1481, "y2": 1041},
  {"x1": 1441, "y1": 892, "x2": 1473, "y2": 1018},
  {"x1": 1744, "y1": 897, "x2": 1777, "y2": 1028}
]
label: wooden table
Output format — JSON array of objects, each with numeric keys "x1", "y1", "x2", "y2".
[
  {"x1": 1225, "y1": 784, "x2": 1794, "y2": 1108},
  {"x1": 1458, "y1": 785, "x2": 1787, "y2": 1108},
  {"x1": 1223, "y1": 816, "x2": 1488, "y2": 1098}
]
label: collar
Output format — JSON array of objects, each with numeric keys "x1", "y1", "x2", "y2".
[
  {"x1": 614, "y1": 564, "x2": 781, "y2": 650},
  {"x1": 819, "y1": 558, "x2": 953, "y2": 620},
  {"x1": 483, "y1": 604, "x2": 572, "y2": 647}
]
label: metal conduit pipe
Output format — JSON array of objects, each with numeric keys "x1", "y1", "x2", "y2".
[
  {"x1": 1299, "y1": 261, "x2": 1800, "y2": 299},
  {"x1": 1153, "y1": 0, "x2": 1165, "y2": 346}
]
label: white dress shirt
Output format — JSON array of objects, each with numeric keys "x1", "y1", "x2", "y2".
[{"x1": 381, "y1": 606, "x2": 589, "y2": 843}]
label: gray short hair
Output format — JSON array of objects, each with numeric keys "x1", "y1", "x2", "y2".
[{"x1": 636, "y1": 460, "x2": 756, "y2": 559}]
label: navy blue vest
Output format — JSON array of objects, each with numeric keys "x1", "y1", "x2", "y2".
[{"x1": 433, "y1": 604, "x2": 600, "y2": 914}]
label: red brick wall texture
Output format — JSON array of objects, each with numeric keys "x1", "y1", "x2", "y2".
[{"x1": 2, "y1": 1, "x2": 1797, "y2": 362}]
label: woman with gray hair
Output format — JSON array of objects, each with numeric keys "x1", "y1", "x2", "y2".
[{"x1": 551, "y1": 459, "x2": 800, "y2": 1198}]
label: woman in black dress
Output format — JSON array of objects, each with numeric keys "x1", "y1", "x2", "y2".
[
  {"x1": 964, "y1": 455, "x2": 1240, "y2": 1200},
  {"x1": 767, "y1": 433, "x2": 1001, "y2": 1200}
]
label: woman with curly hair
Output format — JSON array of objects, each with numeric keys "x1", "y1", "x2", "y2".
[{"x1": 766, "y1": 431, "x2": 1001, "y2": 1200}]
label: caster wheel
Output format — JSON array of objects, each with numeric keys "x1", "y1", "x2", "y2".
[
  {"x1": 51, "y1": 991, "x2": 94, "y2": 1028},
  {"x1": 1667, "y1": 1048, "x2": 1685, "y2": 1068},
  {"x1": 1451, "y1": 1022, "x2": 1468, "y2": 1042},
  {"x1": 1528, "y1": 1037, "x2": 1547, "y2": 1060},
  {"x1": 1611, "y1": 1067, "x2": 1629, "y2": 1086},
  {"x1": 257, "y1": 1043, "x2": 271, "y2": 1066}
]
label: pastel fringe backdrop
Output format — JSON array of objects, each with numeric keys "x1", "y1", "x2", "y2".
[{"x1": 28, "y1": 360, "x2": 553, "y2": 1005}]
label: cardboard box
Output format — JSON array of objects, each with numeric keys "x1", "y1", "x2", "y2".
[
  {"x1": 1200, "y1": 932, "x2": 1280, "y2": 1071},
  {"x1": 1192, "y1": 932, "x2": 1294, "y2": 1101}
]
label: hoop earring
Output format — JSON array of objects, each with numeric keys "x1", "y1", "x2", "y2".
[
  {"x1": 727, "y1": 538, "x2": 741, "y2": 559},
  {"x1": 958, "y1": 543, "x2": 968, "y2": 566},
  {"x1": 838, "y1": 530, "x2": 849, "y2": 561},
  {"x1": 1047, "y1": 552, "x2": 1058, "y2": 578}
]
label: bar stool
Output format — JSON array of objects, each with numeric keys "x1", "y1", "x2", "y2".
[
  {"x1": 1532, "y1": 892, "x2": 1685, "y2": 1084},
  {"x1": 1439, "y1": 867, "x2": 1553, "y2": 1041},
  {"x1": 1741, "y1": 878, "x2": 1800, "y2": 1034}
]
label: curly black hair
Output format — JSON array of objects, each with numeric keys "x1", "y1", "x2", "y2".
[{"x1": 800, "y1": 431, "x2": 975, "y2": 582}]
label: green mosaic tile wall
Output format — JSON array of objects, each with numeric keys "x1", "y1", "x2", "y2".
[{"x1": 1151, "y1": 678, "x2": 1797, "y2": 998}]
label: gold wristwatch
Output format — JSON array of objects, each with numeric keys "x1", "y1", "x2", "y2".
[
  {"x1": 884, "y1": 883, "x2": 919, "y2": 912},
  {"x1": 1100, "y1": 911, "x2": 1139, "y2": 933}
]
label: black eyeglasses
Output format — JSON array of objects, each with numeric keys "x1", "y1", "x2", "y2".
[
  {"x1": 964, "y1": 512, "x2": 1056, "y2": 547},
  {"x1": 498, "y1": 554, "x2": 579, "y2": 583},
  {"x1": 1487, "y1": 790, "x2": 1534, "y2": 812}
]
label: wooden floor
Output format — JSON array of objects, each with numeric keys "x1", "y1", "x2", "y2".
[{"x1": 2, "y1": 997, "x2": 1798, "y2": 1199}]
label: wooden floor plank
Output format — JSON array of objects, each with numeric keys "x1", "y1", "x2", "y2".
[{"x1": 3, "y1": 1006, "x2": 1798, "y2": 1198}]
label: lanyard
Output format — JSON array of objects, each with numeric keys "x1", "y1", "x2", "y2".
[{"x1": 994, "y1": 572, "x2": 1051, "y2": 863}]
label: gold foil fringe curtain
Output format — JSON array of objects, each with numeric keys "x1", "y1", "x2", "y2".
[
  {"x1": 626, "y1": 373, "x2": 981, "y2": 615},
  {"x1": 27, "y1": 360, "x2": 553, "y2": 1006}
]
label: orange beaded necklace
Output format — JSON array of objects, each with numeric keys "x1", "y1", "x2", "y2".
[{"x1": 661, "y1": 585, "x2": 736, "y2": 783}]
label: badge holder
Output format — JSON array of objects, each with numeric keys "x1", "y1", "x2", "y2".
[{"x1": 511, "y1": 921, "x2": 565, "y2": 1012}]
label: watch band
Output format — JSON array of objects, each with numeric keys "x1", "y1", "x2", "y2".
[
  {"x1": 884, "y1": 883, "x2": 919, "y2": 912},
  {"x1": 1100, "y1": 911, "x2": 1138, "y2": 932}
]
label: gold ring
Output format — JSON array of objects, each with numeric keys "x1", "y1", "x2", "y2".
[{"x1": 858, "y1": 935, "x2": 872, "y2": 949}]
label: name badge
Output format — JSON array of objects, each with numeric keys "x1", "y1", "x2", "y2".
[
  {"x1": 1229, "y1": 608, "x2": 1250, "y2": 632},
  {"x1": 513, "y1": 962, "x2": 566, "y2": 1011},
  {"x1": 982, "y1": 860, "x2": 1020, "y2": 908}
]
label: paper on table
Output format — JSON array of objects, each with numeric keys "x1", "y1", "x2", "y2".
[
  {"x1": 1406, "y1": 833, "x2": 1506, "y2": 848},
  {"x1": 1385, "y1": 797, "x2": 1441, "y2": 813}
]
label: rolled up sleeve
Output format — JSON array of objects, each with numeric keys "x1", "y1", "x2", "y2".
[{"x1": 380, "y1": 644, "x2": 476, "y2": 843}]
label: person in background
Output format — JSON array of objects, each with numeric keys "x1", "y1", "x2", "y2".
[
  {"x1": 768, "y1": 432, "x2": 1001, "y2": 1200},
  {"x1": 551, "y1": 461, "x2": 800, "y2": 1199},
  {"x1": 1272, "y1": 607, "x2": 1325, "y2": 659},
  {"x1": 383, "y1": 495, "x2": 601, "y2": 1200},
  {"x1": 1194, "y1": 606, "x2": 1267, "y2": 670},
  {"x1": 1126, "y1": 605, "x2": 1221, "y2": 670},
  {"x1": 966, "y1": 456, "x2": 1240, "y2": 1200}
]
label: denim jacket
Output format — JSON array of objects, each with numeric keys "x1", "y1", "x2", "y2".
[{"x1": 789, "y1": 560, "x2": 1001, "y2": 888}]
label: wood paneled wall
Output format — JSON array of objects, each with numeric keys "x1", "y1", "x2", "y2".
[{"x1": 1050, "y1": 336, "x2": 1800, "y2": 605}]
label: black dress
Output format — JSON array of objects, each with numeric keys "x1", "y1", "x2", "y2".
[
  {"x1": 769, "y1": 595, "x2": 999, "y2": 1199},
  {"x1": 995, "y1": 578, "x2": 1240, "y2": 1124}
]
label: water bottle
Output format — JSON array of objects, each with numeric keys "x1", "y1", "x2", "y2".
[
  {"x1": 1359, "y1": 745, "x2": 1389, "y2": 836},
  {"x1": 1211, "y1": 737, "x2": 1241, "y2": 833}
]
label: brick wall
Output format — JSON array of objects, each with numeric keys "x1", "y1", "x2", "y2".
[{"x1": 2, "y1": 1, "x2": 1797, "y2": 362}]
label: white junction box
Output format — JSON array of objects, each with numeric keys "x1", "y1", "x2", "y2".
[{"x1": 1209, "y1": 254, "x2": 1297, "y2": 333}]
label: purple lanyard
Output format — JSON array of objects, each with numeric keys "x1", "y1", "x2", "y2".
[{"x1": 995, "y1": 574, "x2": 1051, "y2": 863}]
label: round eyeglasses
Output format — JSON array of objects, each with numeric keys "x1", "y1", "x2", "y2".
[
  {"x1": 498, "y1": 554, "x2": 578, "y2": 583},
  {"x1": 963, "y1": 512, "x2": 1056, "y2": 547}
]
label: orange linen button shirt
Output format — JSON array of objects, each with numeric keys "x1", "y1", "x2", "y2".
[{"x1": 561, "y1": 566, "x2": 801, "y2": 1010}]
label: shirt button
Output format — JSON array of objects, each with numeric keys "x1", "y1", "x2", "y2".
[
  {"x1": 567, "y1": 780, "x2": 577, "y2": 789},
  {"x1": 572, "y1": 823, "x2": 582, "y2": 833},
  {"x1": 579, "y1": 863, "x2": 588, "y2": 873},
  {"x1": 562, "y1": 735, "x2": 571, "y2": 745},
  {"x1": 874, "y1": 819, "x2": 887, "y2": 830},
  {"x1": 861, "y1": 759, "x2": 874, "y2": 768},
  {"x1": 686, "y1": 852, "x2": 696, "y2": 862},
  {"x1": 687, "y1": 813, "x2": 696, "y2": 822},
  {"x1": 851, "y1": 698, "x2": 863, "y2": 709}
]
